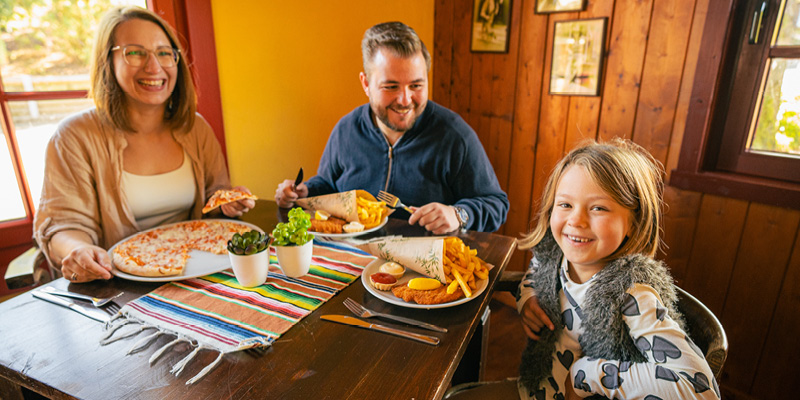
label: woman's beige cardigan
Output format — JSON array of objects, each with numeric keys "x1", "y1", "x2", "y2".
[{"x1": 33, "y1": 108, "x2": 230, "y2": 267}]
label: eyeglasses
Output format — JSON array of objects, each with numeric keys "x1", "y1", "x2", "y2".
[{"x1": 111, "y1": 45, "x2": 180, "y2": 68}]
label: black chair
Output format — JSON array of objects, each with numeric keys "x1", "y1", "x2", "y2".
[{"x1": 445, "y1": 271, "x2": 728, "y2": 398}]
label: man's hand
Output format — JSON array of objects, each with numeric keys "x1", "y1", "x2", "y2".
[
  {"x1": 520, "y1": 295, "x2": 555, "y2": 340},
  {"x1": 408, "y1": 202, "x2": 460, "y2": 234},
  {"x1": 62, "y1": 244, "x2": 113, "y2": 282},
  {"x1": 275, "y1": 179, "x2": 308, "y2": 208},
  {"x1": 221, "y1": 186, "x2": 256, "y2": 217}
]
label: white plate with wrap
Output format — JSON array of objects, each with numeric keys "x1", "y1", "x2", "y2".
[{"x1": 360, "y1": 258, "x2": 487, "y2": 309}]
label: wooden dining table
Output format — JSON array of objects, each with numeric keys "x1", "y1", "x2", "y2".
[{"x1": 0, "y1": 200, "x2": 516, "y2": 400}]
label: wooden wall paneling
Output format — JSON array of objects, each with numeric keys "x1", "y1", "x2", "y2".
[
  {"x1": 660, "y1": 186, "x2": 702, "y2": 285},
  {"x1": 433, "y1": 0, "x2": 454, "y2": 105},
  {"x1": 720, "y1": 204, "x2": 800, "y2": 394},
  {"x1": 631, "y1": 0, "x2": 696, "y2": 165},
  {"x1": 466, "y1": 0, "x2": 490, "y2": 143},
  {"x1": 469, "y1": 51, "x2": 494, "y2": 149},
  {"x1": 751, "y1": 225, "x2": 800, "y2": 398},
  {"x1": 504, "y1": 2, "x2": 549, "y2": 271},
  {"x1": 563, "y1": 0, "x2": 616, "y2": 149},
  {"x1": 449, "y1": 0, "x2": 473, "y2": 117},
  {"x1": 666, "y1": 0, "x2": 711, "y2": 175},
  {"x1": 487, "y1": 0, "x2": 523, "y2": 200},
  {"x1": 663, "y1": 0, "x2": 708, "y2": 292},
  {"x1": 527, "y1": 12, "x2": 575, "y2": 243},
  {"x1": 597, "y1": 0, "x2": 653, "y2": 141},
  {"x1": 681, "y1": 195, "x2": 747, "y2": 314}
]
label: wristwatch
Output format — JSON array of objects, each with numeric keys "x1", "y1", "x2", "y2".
[{"x1": 452, "y1": 206, "x2": 469, "y2": 231}]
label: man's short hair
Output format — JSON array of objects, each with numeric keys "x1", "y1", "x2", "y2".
[{"x1": 361, "y1": 22, "x2": 431, "y2": 75}]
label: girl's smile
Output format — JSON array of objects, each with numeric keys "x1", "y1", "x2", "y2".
[{"x1": 550, "y1": 165, "x2": 633, "y2": 283}]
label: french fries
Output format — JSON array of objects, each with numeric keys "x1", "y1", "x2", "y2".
[
  {"x1": 356, "y1": 196, "x2": 388, "y2": 229},
  {"x1": 442, "y1": 237, "x2": 488, "y2": 298}
]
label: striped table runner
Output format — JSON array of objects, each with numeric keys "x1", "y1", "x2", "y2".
[{"x1": 102, "y1": 241, "x2": 375, "y2": 383}]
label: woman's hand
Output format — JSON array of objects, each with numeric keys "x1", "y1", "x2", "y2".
[
  {"x1": 51, "y1": 230, "x2": 112, "y2": 282},
  {"x1": 221, "y1": 186, "x2": 256, "y2": 217},
  {"x1": 520, "y1": 295, "x2": 555, "y2": 340},
  {"x1": 61, "y1": 244, "x2": 113, "y2": 282}
]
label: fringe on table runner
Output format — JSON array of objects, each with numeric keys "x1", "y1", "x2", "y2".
[
  {"x1": 94, "y1": 242, "x2": 375, "y2": 385},
  {"x1": 100, "y1": 313, "x2": 271, "y2": 384}
]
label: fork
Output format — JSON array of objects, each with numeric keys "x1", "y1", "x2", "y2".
[
  {"x1": 42, "y1": 285, "x2": 123, "y2": 307},
  {"x1": 104, "y1": 301, "x2": 122, "y2": 316},
  {"x1": 343, "y1": 297, "x2": 447, "y2": 333},
  {"x1": 377, "y1": 191, "x2": 414, "y2": 214}
]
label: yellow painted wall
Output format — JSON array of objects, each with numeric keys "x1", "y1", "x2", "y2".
[{"x1": 210, "y1": 0, "x2": 434, "y2": 199}]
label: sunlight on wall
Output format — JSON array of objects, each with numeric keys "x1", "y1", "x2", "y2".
[{"x1": 210, "y1": 0, "x2": 434, "y2": 200}]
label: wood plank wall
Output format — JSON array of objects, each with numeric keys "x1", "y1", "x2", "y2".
[{"x1": 433, "y1": 0, "x2": 800, "y2": 398}]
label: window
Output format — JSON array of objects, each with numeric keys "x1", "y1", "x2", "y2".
[
  {"x1": 671, "y1": 0, "x2": 800, "y2": 209},
  {"x1": 0, "y1": 1, "x2": 147, "y2": 283}
]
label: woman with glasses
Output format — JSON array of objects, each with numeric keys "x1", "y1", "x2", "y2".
[{"x1": 34, "y1": 6, "x2": 254, "y2": 283}]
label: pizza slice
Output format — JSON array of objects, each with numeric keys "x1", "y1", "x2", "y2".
[{"x1": 202, "y1": 189, "x2": 258, "y2": 214}]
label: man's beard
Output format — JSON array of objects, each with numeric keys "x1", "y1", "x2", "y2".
[{"x1": 373, "y1": 101, "x2": 426, "y2": 134}]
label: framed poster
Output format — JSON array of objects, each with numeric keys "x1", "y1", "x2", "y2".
[
  {"x1": 470, "y1": 0, "x2": 512, "y2": 52},
  {"x1": 535, "y1": 0, "x2": 586, "y2": 14},
  {"x1": 549, "y1": 17, "x2": 607, "y2": 96}
]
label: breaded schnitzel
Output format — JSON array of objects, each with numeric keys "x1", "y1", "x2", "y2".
[
  {"x1": 310, "y1": 217, "x2": 346, "y2": 233},
  {"x1": 392, "y1": 283, "x2": 464, "y2": 305}
]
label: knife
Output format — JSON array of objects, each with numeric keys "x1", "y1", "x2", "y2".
[
  {"x1": 293, "y1": 167, "x2": 304, "y2": 189},
  {"x1": 321, "y1": 315, "x2": 440, "y2": 346},
  {"x1": 32, "y1": 290, "x2": 110, "y2": 323}
]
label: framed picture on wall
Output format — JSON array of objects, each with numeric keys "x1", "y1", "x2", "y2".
[
  {"x1": 535, "y1": 0, "x2": 585, "y2": 14},
  {"x1": 549, "y1": 17, "x2": 607, "y2": 96},
  {"x1": 470, "y1": 0, "x2": 512, "y2": 53}
]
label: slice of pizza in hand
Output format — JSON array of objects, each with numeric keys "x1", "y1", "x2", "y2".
[{"x1": 202, "y1": 189, "x2": 258, "y2": 214}]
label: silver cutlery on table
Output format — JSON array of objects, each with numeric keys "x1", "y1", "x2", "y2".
[
  {"x1": 32, "y1": 290, "x2": 111, "y2": 323},
  {"x1": 41, "y1": 285, "x2": 123, "y2": 307},
  {"x1": 377, "y1": 191, "x2": 414, "y2": 214},
  {"x1": 320, "y1": 314, "x2": 440, "y2": 346},
  {"x1": 343, "y1": 297, "x2": 447, "y2": 333}
]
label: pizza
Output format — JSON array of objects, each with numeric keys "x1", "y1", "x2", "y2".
[
  {"x1": 112, "y1": 220, "x2": 254, "y2": 277},
  {"x1": 202, "y1": 189, "x2": 258, "y2": 214}
]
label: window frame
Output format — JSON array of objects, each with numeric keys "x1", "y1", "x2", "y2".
[{"x1": 670, "y1": 0, "x2": 800, "y2": 210}]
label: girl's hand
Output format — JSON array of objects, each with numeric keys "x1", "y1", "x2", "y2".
[
  {"x1": 61, "y1": 244, "x2": 113, "y2": 282},
  {"x1": 222, "y1": 186, "x2": 256, "y2": 217},
  {"x1": 520, "y1": 295, "x2": 555, "y2": 340}
]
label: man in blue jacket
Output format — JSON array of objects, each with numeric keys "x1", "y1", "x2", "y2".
[{"x1": 275, "y1": 21, "x2": 508, "y2": 233}]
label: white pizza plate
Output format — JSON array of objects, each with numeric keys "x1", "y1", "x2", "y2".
[
  {"x1": 309, "y1": 216, "x2": 389, "y2": 239},
  {"x1": 108, "y1": 219, "x2": 263, "y2": 282},
  {"x1": 360, "y1": 258, "x2": 487, "y2": 309}
]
